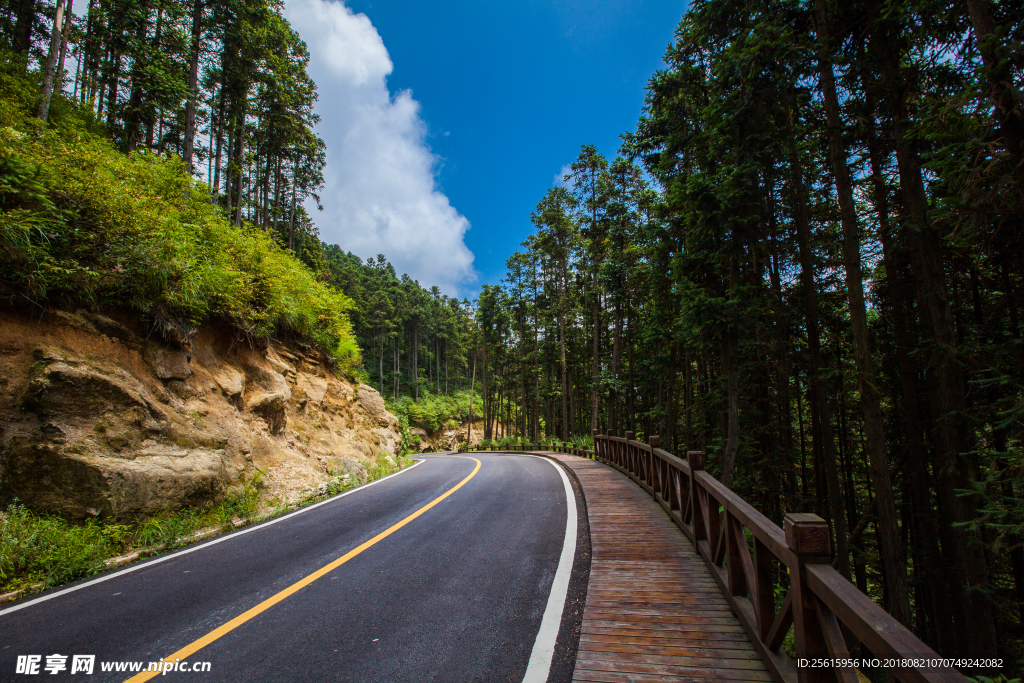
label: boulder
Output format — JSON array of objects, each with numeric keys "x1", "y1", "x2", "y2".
[
  {"x1": 295, "y1": 374, "x2": 328, "y2": 406},
  {"x1": 245, "y1": 363, "x2": 291, "y2": 401},
  {"x1": 214, "y1": 366, "x2": 245, "y2": 406},
  {"x1": 249, "y1": 392, "x2": 287, "y2": 434},
  {"x1": 357, "y1": 385, "x2": 389, "y2": 425},
  {"x1": 374, "y1": 427, "x2": 399, "y2": 455},
  {"x1": 267, "y1": 354, "x2": 294, "y2": 377},
  {"x1": 144, "y1": 344, "x2": 191, "y2": 380},
  {"x1": 23, "y1": 358, "x2": 164, "y2": 420},
  {"x1": 2, "y1": 433, "x2": 227, "y2": 519}
]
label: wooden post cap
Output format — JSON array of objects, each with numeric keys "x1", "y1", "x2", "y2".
[
  {"x1": 687, "y1": 450, "x2": 704, "y2": 468},
  {"x1": 591, "y1": 429, "x2": 599, "y2": 437},
  {"x1": 625, "y1": 431, "x2": 635, "y2": 441},
  {"x1": 649, "y1": 435, "x2": 661, "y2": 448},
  {"x1": 606, "y1": 429, "x2": 615, "y2": 436},
  {"x1": 784, "y1": 513, "x2": 831, "y2": 557}
]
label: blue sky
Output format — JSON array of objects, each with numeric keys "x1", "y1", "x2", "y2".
[{"x1": 284, "y1": 0, "x2": 688, "y2": 296}]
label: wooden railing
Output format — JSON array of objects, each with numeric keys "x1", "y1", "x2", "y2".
[{"x1": 553, "y1": 430, "x2": 968, "y2": 683}]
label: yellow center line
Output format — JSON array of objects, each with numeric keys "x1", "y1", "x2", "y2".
[{"x1": 125, "y1": 456, "x2": 482, "y2": 683}]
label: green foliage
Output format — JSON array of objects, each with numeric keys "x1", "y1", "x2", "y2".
[
  {"x1": 0, "y1": 454, "x2": 414, "y2": 595},
  {"x1": 324, "y1": 247, "x2": 477, "y2": 400},
  {"x1": 387, "y1": 390, "x2": 482, "y2": 433},
  {"x1": 0, "y1": 503, "x2": 114, "y2": 591},
  {"x1": 0, "y1": 79, "x2": 358, "y2": 368}
]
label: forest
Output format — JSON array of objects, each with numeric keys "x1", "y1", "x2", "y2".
[
  {"x1": 456, "y1": 0, "x2": 1024, "y2": 668},
  {"x1": 2, "y1": 0, "x2": 1023, "y2": 669}
]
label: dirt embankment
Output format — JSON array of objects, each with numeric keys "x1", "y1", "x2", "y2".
[{"x1": 0, "y1": 308, "x2": 402, "y2": 519}]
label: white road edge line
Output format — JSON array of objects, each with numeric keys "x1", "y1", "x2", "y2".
[
  {"x1": 0, "y1": 459, "x2": 426, "y2": 618},
  {"x1": 522, "y1": 456, "x2": 578, "y2": 683}
]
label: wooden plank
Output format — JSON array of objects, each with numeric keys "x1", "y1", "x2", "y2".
[
  {"x1": 581, "y1": 634, "x2": 758, "y2": 650},
  {"x1": 546, "y1": 453, "x2": 772, "y2": 683},
  {"x1": 578, "y1": 651, "x2": 769, "y2": 670},
  {"x1": 582, "y1": 625, "x2": 755, "y2": 640},
  {"x1": 574, "y1": 663, "x2": 775, "y2": 682},
  {"x1": 578, "y1": 641, "x2": 763, "y2": 660}
]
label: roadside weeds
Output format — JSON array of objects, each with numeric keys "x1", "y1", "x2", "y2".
[{"x1": 0, "y1": 453, "x2": 415, "y2": 603}]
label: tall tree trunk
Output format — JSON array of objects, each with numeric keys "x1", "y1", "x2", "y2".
[
  {"x1": 591, "y1": 272, "x2": 600, "y2": 432},
  {"x1": 721, "y1": 256, "x2": 740, "y2": 487},
  {"x1": 13, "y1": 0, "x2": 35, "y2": 64},
  {"x1": 468, "y1": 352, "x2": 476, "y2": 446},
  {"x1": 412, "y1": 320, "x2": 419, "y2": 402},
  {"x1": 611, "y1": 298, "x2": 622, "y2": 434},
  {"x1": 56, "y1": 0, "x2": 72, "y2": 93},
  {"x1": 870, "y1": 8, "x2": 997, "y2": 655},
  {"x1": 789, "y1": 104, "x2": 851, "y2": 579},
  {"x1": 36, "y1": 0, "x2": 67, "y2": 121},
  {"x1": 559, "y1": 258, "x2": 569, "y2": 440},
  {"x1": 963, "y1": 0, "x2": 1024, "y2": 166},
  {"x1": 815, "y1": 0, "x2": 910, "y2": 625},
  {"x1": 124, "y1": 1, "x2": 150, "y2": 151},
  {"x1": 182, "y1": 0, "x2": 202, "y2": 170},
  {"x1": 864, "y1": 87, "x2": 958, "y2": 653},
  {"x1": 232, "y1": 103, "x2": 245, "y2": 226}
]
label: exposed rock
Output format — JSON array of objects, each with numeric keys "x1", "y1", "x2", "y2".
[
  {"x1": 166, "y1": 379, "x2": 193, "y2": 399},
  {"x1": 144, "y1": 344, "x2": 191, "y2": 380},
  {"x1": 47, "y1": 310, "x2": 98, "y2": 334},
  {"x1": 23, "y1": 357, "x2": 165, "y2": 421},
  {"x1": 80, "y1": 311, "x2": 134, "y2": 341},
  {"x1": 267, "y1": 353, "x2": 294, "y2": 378},
  {"x1": 357, "y1": 384, "x2": 393, "y2": 428},
  {"x1": 295, "y1": 374, "x2": 328, "y2": 406},
  {"x1": 245, "y1": 363, "x2": 291, "y2": 401},
  {"x1": 374, "y1": 427, "x2": 400, "y2": 454},
  {"x1": 214, "y1": 366, "x2": 245, "y2": 407},
  {"x1": 325, "y1": 457, "x2": 366, "y2": 480},
  {"x1": 0, "y1": 308, "x2": 404, "y2": 519},
  {"x1": 248, "y1": 392, "x2": 287, "y2": 434}
]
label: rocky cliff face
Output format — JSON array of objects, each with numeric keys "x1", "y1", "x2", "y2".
[{"x1": 0, "y1": 308, "x2": 402, "y2": 519}]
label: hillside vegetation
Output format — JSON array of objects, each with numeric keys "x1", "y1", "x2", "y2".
[{"x1": 0, "y1": 60, "x2": 358, "y2": 368}]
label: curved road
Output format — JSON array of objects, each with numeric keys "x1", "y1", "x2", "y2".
[{"x1": 0, "y1": 454, "x2": 586, "y2": 683}]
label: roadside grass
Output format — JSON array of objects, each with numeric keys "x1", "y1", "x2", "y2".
[{"x1": 0, "y1": 453, "x2": 415, "y2": 598}]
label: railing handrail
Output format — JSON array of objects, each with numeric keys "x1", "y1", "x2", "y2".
[{"x1": 549, "y1": 432, "x2": 967, "y2": 683}]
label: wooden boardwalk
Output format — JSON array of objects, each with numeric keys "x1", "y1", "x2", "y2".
[{"x1": 546, "y1": 453, "x2": 772, "y2": 683}]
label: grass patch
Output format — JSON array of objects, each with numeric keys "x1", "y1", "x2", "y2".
[{"x1": 0, "y1": 454, "x2": 415, "y2": 597}]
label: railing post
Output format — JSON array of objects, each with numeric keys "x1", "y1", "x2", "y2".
[
  {"x1": 622, "y1": 430, "x2": 630, "y2": 479},
  {"x1": 688, "y1": 450, "x2": 705, "y2": 553},
  {"x1": 648, "y1": 435, "x2": 660, "y2": 490},
  {"x1": 785, "y1": 513, "x2": 832, "y2": 683}
]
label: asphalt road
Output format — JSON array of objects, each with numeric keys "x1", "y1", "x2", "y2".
[{"x1": 0, "y1": 453, "x2": 586, "y2": 683}]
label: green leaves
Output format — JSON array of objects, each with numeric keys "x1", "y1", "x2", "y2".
[{"x1": 0, "y1": 111, "x2": 358, "y2": 368}]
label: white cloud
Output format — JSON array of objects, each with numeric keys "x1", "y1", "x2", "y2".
[
  {"x1": 554, "y1": 163, "x2": 574, "y2": 188},
  {"x1": 283, "y1": 0, "x2": 476, "y2": 295}
]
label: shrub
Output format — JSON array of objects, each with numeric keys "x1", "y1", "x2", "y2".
[
  {"x1": 387, "y1": 390, "x2": 482, "y2": 433},
  {"x1": 0, "y1": 74, "x2": 358, "y2": 369},
  {"x1": 0, "y1": 503, "x2": 114, "y2": 591}
]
